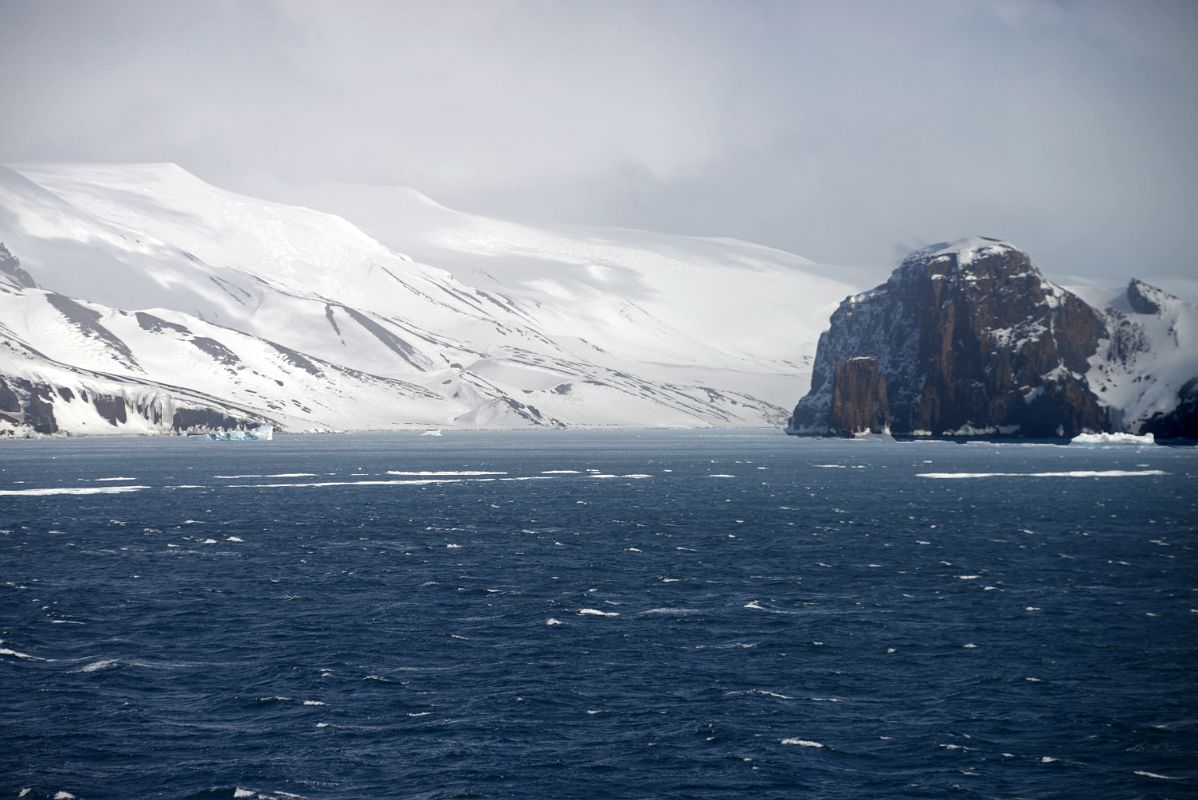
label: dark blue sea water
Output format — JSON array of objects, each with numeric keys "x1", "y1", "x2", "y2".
[{"x1": 2, "y1": 430, "x2": 1196, "y2": 799}]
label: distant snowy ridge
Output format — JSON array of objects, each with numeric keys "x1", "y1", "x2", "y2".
[{"x1": 0, "y1": 163, "x2": 858, "y2": 436}]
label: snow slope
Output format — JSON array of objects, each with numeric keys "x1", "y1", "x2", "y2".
[
  {"x1": 1086, "y1": 280, "x2": 1198, "y2": 432},
  {"x1": 0, "y1": 163, "x2": 861, "y2": 434}
]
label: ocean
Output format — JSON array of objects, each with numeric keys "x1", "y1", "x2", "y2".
[{"x1": 1, "y1": 430, "x2": 1195, "y2": 799}]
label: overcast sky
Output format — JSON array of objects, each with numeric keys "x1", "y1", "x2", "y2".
[{"x1": 2, "y1": 0, "x2": 1196, "y2": 280}]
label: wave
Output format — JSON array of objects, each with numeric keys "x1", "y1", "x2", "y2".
[{"x1": 917, "y1": 470, "x2": 1167, "y2": 479}]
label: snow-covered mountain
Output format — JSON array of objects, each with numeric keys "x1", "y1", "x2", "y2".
[
  {"x1": 0, "y1": 163, "x2": 859, "y2": 436},
  {"x1": 788, "y1": 238, "x2": 1198, "y2": 438}
]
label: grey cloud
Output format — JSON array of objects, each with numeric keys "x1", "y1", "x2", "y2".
[{"x1": 0, "y1": 0, "x2": 1195, "y2": 280}]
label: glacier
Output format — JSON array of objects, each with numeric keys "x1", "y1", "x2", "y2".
[{"x1": 0, "y1": 162, "x2": 862, "y2": 436}]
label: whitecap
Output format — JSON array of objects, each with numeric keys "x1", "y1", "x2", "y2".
[
  {"x1": 0, "y1": 645, "x2": 45, "y2": 661},
  {"x1": 385, "y1": 470, "x2": 505, "y2": 476},
  {"x1": 545, "y1": 618, "x2": 563, "y2": 626},
  {"x1": 234, "y1": 789, "x2": 256, "y2": 799},
  {"x1": 781, "y1": 738, "x2": 824, "y2": 748},
  {"x1": 957, "y1": 575, "x2": 980, "y2": 580},
  {"x1": 706, "y1": 474, "x2": 735, "y2": 478},
  {"x1": 303, "y1": 700, "x2": 325, "y2": 706},
  {"x1": 1134, "y1": 771, "x2": 1180, "y2": 780},
  {"x1": 230, "y1": 479, "x2": 463, "y2": 489},
  {"x1": 917, "y1": 470, "x2": 1166, "y2": 479},
  {"x1": 542, "y1": 470, "x2": 581, "y2": 474},
  {"x1": 214, "y1": 473, "x2": 317, "y2": 479},
  {"x1": 640, "y1": 608, "x2": 701, "y2": 616},
  {"x1": 578, "y1": 608, "x2": 619, "y2": 617},
  {"x1": 226, "y1": 536, "x2": 244, "y2": 542},
  {"x1": 811, "y1": 464, "x2": 847, "y2": 469},
  {"x1": 93, "y1": 476, "x2": 136, "y2": 482}
]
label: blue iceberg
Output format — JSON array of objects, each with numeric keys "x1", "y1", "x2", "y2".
[{"x1": 192, "y1": 424, "x2": 275, "y2": 441}]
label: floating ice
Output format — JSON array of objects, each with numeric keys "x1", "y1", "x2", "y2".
[
  {"x1": 191, "y1": 424, "x2": 274, "y2": 441},
  {"x1": 1070, "y1": 432, "x2": 1155, "y2": 446}
]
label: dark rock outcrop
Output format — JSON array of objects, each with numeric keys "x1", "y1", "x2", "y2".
[
  {"x1": 0, "y1": 243, "x2": 37, "y2": 289},
  {"x1": 789, "y1": 238, "x2": 1111, "y2": 437},
  {"x1": 826, "y1": 357, "x2": 890, "y2": 435},
  {"x1": 1140, "y1": 378, "x2": 1198, "y2": 440},
  {"x1": 1126, "y1": 278, "x2": 1167, "y2": 315},
  {"x1": 0, "y1": 373, "x2": 270, "y2": 437}
]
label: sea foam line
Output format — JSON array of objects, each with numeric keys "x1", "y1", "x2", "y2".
[
  {"x1": 228, "y1": 479, "x2": 465, "y2": 489},
  {"x1": 0, "y1": 486, "x2": 150, "y2": 497},
  {"x1": 385, "y1": 470, "x2": 506, "y2": 476},
  {"x1": 917, "y1": 470, "x2": 1167, "y2": 479}
]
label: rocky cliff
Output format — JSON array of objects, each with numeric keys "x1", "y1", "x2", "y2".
[{"x1": 789, "y1": 238, "x2": 1197, "y2": 439}]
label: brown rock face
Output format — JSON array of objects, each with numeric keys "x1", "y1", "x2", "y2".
[
  {"x1": 828, "y1": 357, "x2": 890, "y2": 435},
  {"x1": 789, "y1": 238, "x2": 1110, "y2": 437}
]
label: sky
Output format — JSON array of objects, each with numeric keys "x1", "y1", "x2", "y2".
[{"x1": 1, "y1": 0, "x2": 1196, "y2": 281}]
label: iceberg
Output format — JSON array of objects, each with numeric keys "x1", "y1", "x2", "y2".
[
  {"x1": 1069, "y1": 432, "x2": 1154, "y2": 446},
  {"x1": 191, "y1": 424, "x2": 274, "y2": 441}
]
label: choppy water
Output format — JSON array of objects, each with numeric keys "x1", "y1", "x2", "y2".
[{"x1": 2, "y1": 430, "x2": 1196, "y2": 799}]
